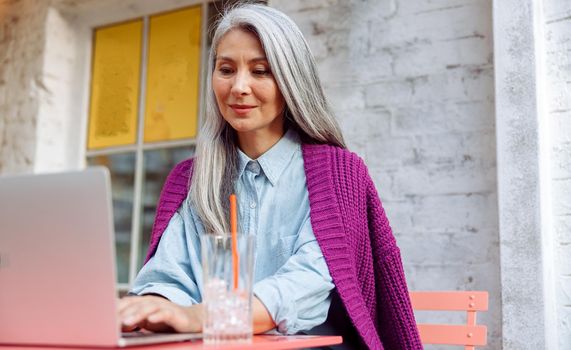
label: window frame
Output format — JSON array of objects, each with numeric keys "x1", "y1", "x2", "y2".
[{"x1": 84, "y1": 1, "x2": 209, "y2": 293}]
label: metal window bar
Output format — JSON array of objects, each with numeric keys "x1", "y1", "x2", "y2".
[
  {"x1": 85, "y1": 139, "x2": 197, "y2": 158},
  {"x1": 127, "y1": 14, "x2": 149, "y2": 287}
]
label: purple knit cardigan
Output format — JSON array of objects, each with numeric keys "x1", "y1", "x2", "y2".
[{"x1": 145, "y1": 144, "x2": 422, "y2": 350}]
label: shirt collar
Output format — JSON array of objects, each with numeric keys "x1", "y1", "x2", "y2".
[
  {"x1": 236, "y1": 128, "x2": 301, "y2": 186},
  {"x1": 237, "y1": 149, "x2": 250, "y2": 180}
]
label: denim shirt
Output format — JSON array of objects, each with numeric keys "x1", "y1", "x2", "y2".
[{"x1": 130, "y1": 129, "x2": 334, "y2": 334}]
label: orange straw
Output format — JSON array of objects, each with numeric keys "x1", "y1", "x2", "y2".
[{"x1": 229, "y1": 194, "x2": 239, "y2": 291}]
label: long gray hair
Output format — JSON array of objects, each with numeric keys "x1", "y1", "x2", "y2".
[{"x1": 190, "y1": 3, "x2": 346, "y2": 234}]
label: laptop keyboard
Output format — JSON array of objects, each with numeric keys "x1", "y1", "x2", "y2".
[{"x1": 121, "y1": 331, "x2": 166, "y2": 338}]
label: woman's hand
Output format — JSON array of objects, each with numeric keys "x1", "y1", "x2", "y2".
[{"x1": 118, "y1": 295, "x2": 202, "y2": 333}]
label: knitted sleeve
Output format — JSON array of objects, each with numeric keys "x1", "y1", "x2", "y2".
[
  {"x1": 365, "y1": 175, "x2": 423, "y2": 350},
  {"x1": 144, "y1": 159, "x2": 193, "y2": 263}
]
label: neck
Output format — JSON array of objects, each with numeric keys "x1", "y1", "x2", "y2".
[{"x1": 237, "y1": 123, "x2": 285, "y2": 159}]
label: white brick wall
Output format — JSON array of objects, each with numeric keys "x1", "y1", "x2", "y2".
[
  {"x1": 545, "y1": 0, "x2": 571, "y2": 348},
  {"x1": 270, "y1": 0, "x2": 501, "y2": 347},
  {"x1": 3, "y1": 0, "x2": 571, "y2": 348}
]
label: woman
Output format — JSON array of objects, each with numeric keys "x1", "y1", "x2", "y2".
[{"x1": 118, "y1": 4, "x2": 422, "y2": 349}]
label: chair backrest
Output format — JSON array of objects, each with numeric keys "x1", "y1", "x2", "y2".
[{"x1": 409, "y1": 291, "x2": 488, "y2": 349}]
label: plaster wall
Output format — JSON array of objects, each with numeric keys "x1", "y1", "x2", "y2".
[
  {"x1": 33, "y1": 6, "x2": 88, "y2": 172},
  {"x1": 270, "y1": 0, "x2": 501, "y2": 348},
  {"x1": 0, "y1": 0, "x2": 49, "y2": 174}
]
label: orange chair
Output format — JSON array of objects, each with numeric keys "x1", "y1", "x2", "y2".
[{"x1": 409, "y1": 291, "x2": 488, "y2": 349}]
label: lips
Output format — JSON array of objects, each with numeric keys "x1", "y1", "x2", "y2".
[{"x1": 230, "y1": 104, "x2": 256, "y2": 115}]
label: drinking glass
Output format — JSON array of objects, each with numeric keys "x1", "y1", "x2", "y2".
[{"x1": 200, "y1": 233, "x2": 255, "y2": 344}]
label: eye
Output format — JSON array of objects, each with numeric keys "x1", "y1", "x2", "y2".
[
  {"x1": 217, "y1": 66, "x2": 234, "y2": 75},
  {"x1": 252, "y1": 68, "x2": 271, "y2": 76}
]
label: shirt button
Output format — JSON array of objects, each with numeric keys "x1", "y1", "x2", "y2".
[{"x1": 250, "y1": 202, "x2": 257, "y2": 209}]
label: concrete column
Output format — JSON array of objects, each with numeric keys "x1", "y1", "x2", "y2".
[
  {"x1": 493, "y1": 0, "x2": 557, "y2": 348},
  {"x1": 0, "y1": 0, "x2": 50, "y2": 174}
]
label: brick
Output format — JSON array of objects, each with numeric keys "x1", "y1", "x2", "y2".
[
  {"x1": 370, "y1": 2, "x2": 491, "y2": 48},
  {"x1": 322, "y1": 29, "x2": 350, "y2": 54},
  {"x1": 557, "y1": 276, "x2": 571, "y2": 307},
  {"x1": 274, "y1": 2, "x2": 351, "y2": 35},
  {"x1": 553, "y1": 178, "x2": 571, "y2": 216},
  {"x1": 411, "y1": 67, "x2": 494, "y2": 103},
  {"x1": 545, "y1": 14, "x2": 571, "y2": 42},
  {"x1": 411, "y1": 193, "x2": 498, "y2": 233},
  {"x1": 317, "y1": 52, "x2": 357, "y2": 84},
  {"x1": 392, "y1": 163, "x2": 496, "y2": 197},
  {"x1": 555, "y1": 216, "x2": 571, "y2": 243},
  {"x1": 546, "y1": 80, "x2": 571, "y2": 113},
  {"x1": 392, "y1": 39, "x2": 491, "y2": 77},
  {"x1": 368, "y1": 168, "x2": 394, "y2": 199},
  {"x1": 545, "y1": 17, "x2": 571, "y2": 119},
  {"x1": 544, "y1": 0, "x2": 571, "y2": 19},
  {"x1": 551, "y1": 111, "x2": 571, "y2": 146},
  {"x1": 395, "y1": 0, "x2": 481, "y2": 18},
  {"x1": 270, "y1": 0, "x2": 336, "y2": 14},
  {"x1": 552, "y1": 143, "x2": 571, "y2": 179},
  {"x1": 344, "y1": 137, "x2": 366, "y2": 162},
  {"x1": 364, "y1": 135, "x2": 417, "y2": 170},
  {"x1": 347, "y1": 50, "x2": 394, "y2": 83},
  {"x1": 324, "y1": 85, "x2": 365, "y2": 111},
  {"x1": 364, "y1": 79, "x2": 414, "y2": 107},
  {"x1": 545, "y1": 44, "x2": 571, "y2": 83},
  {"x1": 559, "y1": 306, "x2": 571, "y2": 350},
  {"x1": 339, "y1": 110, "x2": 392, "y2": 162},
  {"x1": 344, "y1": 0, "x2": 397, "y2": 22},
  {"x1": 413, "y1": 131, "x2": 496, "y2": 167},
  {"x1": 558, "y1": 244, "x2": 571, "y2": 275},
  {"x1": 397, "y1": 230, "x2": 498, "y2": 266},
  {"x1": 391, "y1": 100, "x2": 495, "y2": 136},
  {"x1": 381, "y1": 198, "x2": 415, "y2": 232},
  {"x1": 338, "y1": 109, "x2": 391, "y2": 139},
  {"x1": 413, "y1": 310, "x2": 465, "y2": 329},
  {"x1": 304, "y1": 34, "x2": 329, "y2": 60}
]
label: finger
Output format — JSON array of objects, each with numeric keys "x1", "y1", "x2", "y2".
[
  {"x1": 118, "y1": 298, "x2": 145, "y2": 320},
  {"x1": 169, "y1": 309, "x2": 195, "y2": 333},
  {"x1": 151, "y1": 305, "x2": 200, "y2": 333},
  {"x1": 146, "y1": 308, "x2": 174, "y2": 325},
  {"x1": 152, "y1": 309, "x2": 193, "y2": 333},
  {"x1": 119, "y1": 296, "x2": 161, "y2": 319},
  {"x1": 117, "y1": 295, "x2": 141, "y2": 313},
  {"x1": 121, "y1": 323, "x2": 140, "y2": 332},
  {"x1": 121, "y1": 302, "x2": 162, "y2": 327}
]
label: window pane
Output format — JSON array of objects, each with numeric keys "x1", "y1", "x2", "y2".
[
  {"x1": 88, "y1": 153, "x2": 136, "y2": 283},
  {"x1": 87, "y1": 20, "x2": 143, "y2": 150},
  {"x1": 144, "y1": 7, "x2": 202, "y2": 143},
  {"x1": 138, "y1": 147, "x2": 194, "y2": 270}
]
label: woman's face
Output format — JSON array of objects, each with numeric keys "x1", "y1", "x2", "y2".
[{"x1": 212, "y1": 29, "x2": 286, "y2": 138}]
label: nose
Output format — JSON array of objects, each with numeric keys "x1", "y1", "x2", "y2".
[{"x1": 231, "y1": 71, "x2": 252, "y2": 97}]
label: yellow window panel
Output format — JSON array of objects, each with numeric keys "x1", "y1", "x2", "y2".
[
  {"x1": 144, "y1": 6, "x2": 202, "y2": 143},
  {"x1": 88, "y1": 20, "x2": 143, "y2": 150}
]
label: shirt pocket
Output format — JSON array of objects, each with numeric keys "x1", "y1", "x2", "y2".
[{"x1": 278, "y1": 234, "x2": 298, "y2": 260}]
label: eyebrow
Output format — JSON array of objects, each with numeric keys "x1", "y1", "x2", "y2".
[{"x1": 215, "y1": 55, "x2": 268, "y2": 63}]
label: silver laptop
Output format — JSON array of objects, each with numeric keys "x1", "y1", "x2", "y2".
[{"x1": 0, "y1": 167, "x2": 201, "y2": 347}]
